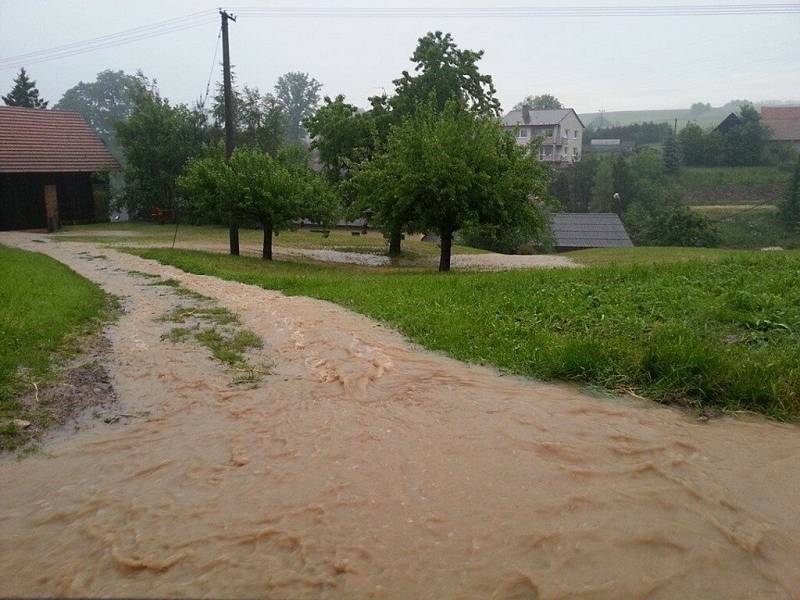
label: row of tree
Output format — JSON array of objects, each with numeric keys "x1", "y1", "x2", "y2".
[{"x1": 139, "y1": 32, "x2": 550, "y2": 270}]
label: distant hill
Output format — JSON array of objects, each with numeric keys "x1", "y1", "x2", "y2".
[{"x1": 579, "y1": 100, "x2": 800, "y2": 130}]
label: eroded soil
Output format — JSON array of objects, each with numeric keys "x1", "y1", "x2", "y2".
[{"x1": 1, "y1": 232, "x2": 799, "y2": 599}]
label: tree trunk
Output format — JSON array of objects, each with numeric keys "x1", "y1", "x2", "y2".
[
  {"x1": 262, "y1": 217, "x2": 273, "y2": 260},
  {"x1": 388, "y1": 228, "x2": 402, "y2": 256},
  {"x1": 439, "y1": 228, "x2": 453, "y2": 272},
  {"x1": 229, "y1": 222, "x2": 240, "y2": 256}
]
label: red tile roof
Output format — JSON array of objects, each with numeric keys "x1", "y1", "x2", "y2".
[
  {"x1": 0, "y1": 106, "x2": 121, "y2": 173},
  {"x1": 761, "y1": 106, "x2": 800, "y2": 142}
]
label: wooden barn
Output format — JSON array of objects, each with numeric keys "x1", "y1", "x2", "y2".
[{"x1": 0, "y1": 106, "x2": 120, "y2": 231}]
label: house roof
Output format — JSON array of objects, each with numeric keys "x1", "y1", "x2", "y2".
[
  {"x1": 713, "y1": 112, "x2": 743, "y2": 133},
  {"x1": 502, "y1": 108, "x2": 584, "y2": 128},
  {"x1": 0, "y1": 106, "x2": 120, "y2": 173},
  {"x1": 761, "y1": 106, "x2": 800, "y2": 142},
  {"x1": 549, "y1": 213, "x2": 633, "y2": 249}
]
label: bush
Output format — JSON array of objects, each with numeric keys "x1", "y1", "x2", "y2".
[{"x1": 642, "y1": 205, "x2": 719, "y2": 247}]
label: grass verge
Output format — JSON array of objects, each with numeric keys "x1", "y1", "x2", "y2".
[
  {"x1": 0, "y1": 244, "x2": 114, "y2": 451},
  {"x1": 128, "y1": 247, "x2": 800, "y2": 420}
]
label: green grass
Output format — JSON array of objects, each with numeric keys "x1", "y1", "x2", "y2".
[
  {"x1": 673, "y1": 166, "x2": 788, "y2": 206},
  {"x1": 565, "y1": 246, "x2": 746, "y2": 267},
  {"x1": 54, "y1": 222, "x2": 487, "y2": 259},
  {"x1": 691, "y1": 208, "x2": 800, "y2": 249},
  {"x1": 128, "y1": 247, "x2": 800, "y2": 420},
  {"x1": 0, "y1": 245, "x2": 112, "y2": 450}
]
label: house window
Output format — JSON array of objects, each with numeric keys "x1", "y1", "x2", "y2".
[
  {"x1": 573, "y1": 130, "x2": 578, "y2": 139},
  {"x1": 542, "y1": 128, "x2": 553, "y2": 138},
  {"x1": 517, "y1": 128, "x2": 529, "y2": 139},
  {"x1": 564, "y1": 129, "x2": 569, "y2": 138},
  {"x1": 573, "y1": 147, "x2": 579, "y2": 157}
]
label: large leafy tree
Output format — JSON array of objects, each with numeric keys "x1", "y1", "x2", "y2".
[
  {"x1": 275, "y1": 72, "x2": 322, "y2": 143},
  {"x1": 515, "y1": 94, "x2": 563, "y2": 110},
  {"x1": 211, "y1": 76, "x2": 285, "y2": 154},
  {"x1": 351, "y1": 102, "x2": 549, "y2": 271},
  {"x1": 3, "y1": 67, "x2": 48, "y2": 108},
  {"x1": 372, "y1": 31, "x2": 501, "y2": 254},
  {"x1": 390, "y1": 31, "x2": 500, "y2": 118},
  {"x1": 304, "y1": 95, "x2": 374, "y2": 184},
  {"x1": 677, "y1": 122, "x2": 706, "y2": 166},
  {"x1": 116, "y1": 91, "x2": 207, "y2": 217},
  {"x1": 55, "y1": 70, "x2": 151, "y2": 157},
  {"x1": 181, "y1": 146, "x2": 336, "y2": 260}
]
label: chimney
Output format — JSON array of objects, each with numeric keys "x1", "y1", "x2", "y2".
[{"x1": 521, "y1": 104, "x2": 531, "y2": 125}]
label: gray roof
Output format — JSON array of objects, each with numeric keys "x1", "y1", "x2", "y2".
[
  {"x1": 502, "y1": 108, "x2": 574, "y2": 127},
  {"x1": 549, "y1": 213, "x2": 633, "y2": 249}
]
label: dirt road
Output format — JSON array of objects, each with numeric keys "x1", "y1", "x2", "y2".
[{"x1": 1, "y1": 232, "x2": 799, "y2": 599}]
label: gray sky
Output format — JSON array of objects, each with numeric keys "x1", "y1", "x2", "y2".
[{"x1": 1, "y1": 0, "x2": 798, "y2": 114}]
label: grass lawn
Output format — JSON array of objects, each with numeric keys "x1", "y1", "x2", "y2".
[
  {"x1": 0, "y1": 245, "x2": 112, "y2": 451},
  {"x1": 129, "y1": 247, "x2": 800, "y2": 420},
  {"x1": 564, "y1": 246, "x2": 748, "y2": 267},
  {"x1": 55, "y1": 223, "x2": 487, "y2": 258}
]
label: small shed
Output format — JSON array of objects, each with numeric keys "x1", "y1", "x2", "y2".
[
  {"x1": 0, "y1": 106, "x2": 120, "y2": 231},
  {"x1": 549, "y1": 213, "x2": 633, "y2": 252}
]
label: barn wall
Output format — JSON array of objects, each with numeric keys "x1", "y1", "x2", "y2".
[{"x1": 0, "y1": 172, "x2": 105, "y2": 231}]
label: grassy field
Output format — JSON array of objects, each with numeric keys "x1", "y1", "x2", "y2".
[
  {"x1": 128, "y1": 246, "x2": 800, "y2": 420},
  {"x1": 0, "y1": 245, "x2": 112, "y2": 450},
  {"x1": 689, "y1": 207, "x2": 800, "y2": 249},
  {"x1": 54, "y1": 223, "x2": 487, "y2": 258},
  {"x1": 673, "y1": 166, "x2": 789, "y2": 206}
]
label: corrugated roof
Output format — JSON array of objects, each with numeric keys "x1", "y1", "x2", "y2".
[
  {"x1": 550, "y1": 213, "x2": 633, "y2": 249},
  {"x1": 0, "y1": 106, "x2": 120, "y2": 173},
  {"x1": 761, "y1": 106, "x2": 800, "y2": 142}
]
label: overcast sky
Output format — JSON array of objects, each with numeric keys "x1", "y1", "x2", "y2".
[{"x1": 1, "y1": 0, "x2": 798, "y2": 114}]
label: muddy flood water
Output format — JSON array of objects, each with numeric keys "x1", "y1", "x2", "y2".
[{"x1": 1, "y1": 232, "x2": 799, "y2": 599}]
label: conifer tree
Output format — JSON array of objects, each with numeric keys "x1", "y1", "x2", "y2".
[{"x1": 2, "y1": 68, "x2": 48, "y2": 108}]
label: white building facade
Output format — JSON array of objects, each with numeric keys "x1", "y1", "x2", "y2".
[{"x1": 502, "y1": 107, "x2": 585, "y2": 165}]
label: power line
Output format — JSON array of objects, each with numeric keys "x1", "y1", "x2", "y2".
[
  {"x1": 1, "y1": 3, "x2": 796, "y2": 71},
  {"x1": 0, "y1": 11, "x2": 217, "y2": 70},
  {"x1": 200, "y1": 27, "x2": 223, "y2": 110},
  {"x1": 230, "y1": 4, "x2": 800, "y2": 17}
]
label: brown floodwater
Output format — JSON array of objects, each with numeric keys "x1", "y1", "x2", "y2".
[{"x1": 1, "y1": 232, "x2": 799, "y2": 599}]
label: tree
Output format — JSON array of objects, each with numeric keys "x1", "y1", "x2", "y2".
[
  {"x1": 389, "y1": 31, "x2": 500, "y2": 118},
  {"x1": 642, "y1": 205, "x2": 718, "y2": 247},
  {"x1": 116, "y1": 91, "x2": 207, "y2": 217},
  {"x1": 677, "y1": 122, "x2": 706, "y2": 166},
  {"x1": 351, "y1": 101, "x2": 550, "y2": 271},
  {"x1": 211, "y1": 77, "x2": 285, "y2": 154},
  {"x1": 590, "y1": 159, "x2": 615, "y2": 212},
  {"x1": 3, "y1": 67, "x2": 48, "y2": 108},
  {"x1": 275, "y1": 72, "x2": 322, "y2": 143},
  {"x1": 304, "y1": 95, "x2": 373, "y2": 184},
  {"x1": 663, "y1": 132, "x2": 681, "y2": 173},
  {"x1": 721, "y1": 104, "x2": 768, "y2": 166},
  {"x1": 781, "y1": 156, "x2": 800, "y2": 231},
  {"x1": 611, "y1": 156, "x2": 635, "y2": 215},
  {"x1": 55, "y1": 70, "x2": 152, "y2": 157},
  {"x1": 690, "y1": 102, "x2": 712, "y2": 115},
  {"x1": 181, "y1": 146, "x2": 336, "y2": 260},
  {"x1": 369, "y1": 31, "x2": 501, "y2": 255},
  {"x1": 515, "y1": 94, "x2": 563, "y2": 110}
]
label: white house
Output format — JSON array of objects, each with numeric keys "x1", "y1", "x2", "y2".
[{"x1": 502, "y1": 106, "x2": 584, "y2": 165}]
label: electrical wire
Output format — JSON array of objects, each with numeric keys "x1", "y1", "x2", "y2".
[
  {"x1": 0, "y1": 11, "x2": 217, "y2": 70},
  {"x1": 230, "y1": 4, "x2": 800, "y2": 18},
  {"x1": 200, "y1": 27, "x2": 223, "y2": 110}
]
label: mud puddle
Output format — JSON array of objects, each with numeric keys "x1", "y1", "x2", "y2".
[{"x1": 1, "y1": 232, "x2": 799, "y2": 599}]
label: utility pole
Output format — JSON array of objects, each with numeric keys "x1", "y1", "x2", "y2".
[{"x1": 220, "y1": 9, "x2": 239, "y2": 256}]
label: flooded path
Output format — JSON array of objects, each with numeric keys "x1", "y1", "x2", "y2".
[{"x1": 1, "y1": 232, "x2": 799, "y2": 599}]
